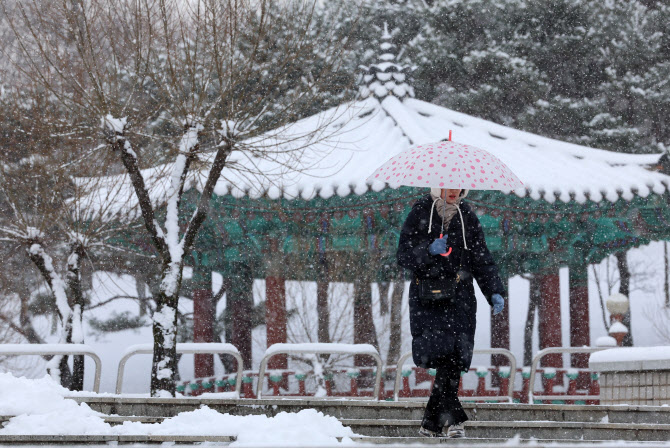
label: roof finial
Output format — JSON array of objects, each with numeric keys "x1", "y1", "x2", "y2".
[{"x1": 358, "y1": 25, "x2": 415, "y2": 101}]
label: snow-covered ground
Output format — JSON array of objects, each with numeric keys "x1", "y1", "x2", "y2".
[
  {"x1": 0, "y1": 372, "x2": 355, "y2": 445},
  {"x1": 7, "y1": 241, "x2": 669, "y2": 394}
]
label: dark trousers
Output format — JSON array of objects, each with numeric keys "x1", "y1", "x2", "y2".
[{"x1": 421, "y1": 364, "x2": 469, "y2": 432}]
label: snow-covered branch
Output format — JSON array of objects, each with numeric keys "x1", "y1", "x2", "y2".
[{"x1": 101, "y1": 116, "x2": 169, "y2": 258}]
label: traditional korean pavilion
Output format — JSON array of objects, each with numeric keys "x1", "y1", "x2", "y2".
[{"x1": 123, "y1": 30, "x2": 670, "y2": 377}]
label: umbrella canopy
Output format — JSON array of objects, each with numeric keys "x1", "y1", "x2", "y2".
[{"x1": 367, "y1": 140, "x2": 524, "y2": 190}]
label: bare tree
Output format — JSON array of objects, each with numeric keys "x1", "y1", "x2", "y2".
[
  {"x1": 0, "y1": 79, "x2": 131, "y2": 389},
  {"x1": 3, "y1": 0, "x2": 355, "y2": 396}
]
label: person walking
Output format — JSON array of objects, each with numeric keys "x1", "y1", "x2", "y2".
[{"x1": 397, "y1": 187, "x2": 506, "y2": 438}]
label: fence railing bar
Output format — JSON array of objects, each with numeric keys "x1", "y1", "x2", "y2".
[
  {"x1": 0, "y1": 344, "x2": 102, "y2": 393},
  {"x1": 115, "y1": 343, "x2": 243, "y2": 395}
]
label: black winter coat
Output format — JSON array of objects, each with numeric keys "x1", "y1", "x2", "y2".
[{"x1": 397, "y1": 194, "x2": 505, "y2": 371}]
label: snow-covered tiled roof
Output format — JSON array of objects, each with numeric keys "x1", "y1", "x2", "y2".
[
  {"x1": 82, "y1": 93, "x2": 670, "y2": 224},
  {"x1": 81, "y1": 26, "x2": 670, "y2": 221},
  {"x1": 209, "y1": 95, "x2": 670, "y2": 205}
]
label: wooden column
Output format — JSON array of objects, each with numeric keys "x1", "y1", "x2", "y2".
[
  {"x1": 538, "y1": 269, "x2": 563, "y2": 369},
  {"x1": 353, "y1": 276, "x2": 379, "y2": 389},
  {"x1": 316, "y1": 218, "x2": 330, "y2": 343},
  {"x1": 229, "y1": 263, "x2": 253, "y2": 369},
  {"x1": 316, "y1": 279, "x2": 330, "y2": 343},
  {"x1": 192, "y1": 255, "x2": 214, "y2": 378},
  {"x1": 265, "y1": 276, "x2": 287, "y2": 369},
  {"x1": 387, "y1": 270, "x2": 404, "y2": 365},
  {"x1": 569, "y1": 265, "x2": 590, "y2": 388},
  {"x1": 491, "y1": 277, "x2": 510, "y2": 383}
]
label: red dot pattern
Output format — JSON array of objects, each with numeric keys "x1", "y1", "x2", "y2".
[{"x1": 370, "y1": 141, "x2": 523, "y2": 190}]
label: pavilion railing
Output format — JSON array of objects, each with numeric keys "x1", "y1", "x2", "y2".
[
  {"x1": 393, "y1": 349, "x2": 517, "y2": 402},
  {"x1": 256, "y1": 343, "x2": 383, "y2": 400},
  {"x1": 528, "y1": 347, "x2": 608, "y2": 403},
  {"x1": 0, "y1": 343, "x2": 102, "y2": 393}
]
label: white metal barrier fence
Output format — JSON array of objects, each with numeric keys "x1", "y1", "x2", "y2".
[
  {"x1": 0, "y1": 343, "x2": 102, "y2": 392},
  {"x1": 115, "y1": 343, "x2": 244, "y2": 394}
]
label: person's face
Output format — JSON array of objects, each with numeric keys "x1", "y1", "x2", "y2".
[{"x1": 441, "y1": 189, "x2": 461, "y2": 204}]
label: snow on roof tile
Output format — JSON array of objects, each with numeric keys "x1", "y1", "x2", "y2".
[
  {"x1": 205, "y1": 96, "x2": 668, "y2": 205},
  {"x1": 81, "y1": 93, "x2": 669, "y2": 223}
]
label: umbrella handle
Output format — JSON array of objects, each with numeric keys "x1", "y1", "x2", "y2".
[{"x1": 439, "y1": 234, "x2": 452, "y2": 257}]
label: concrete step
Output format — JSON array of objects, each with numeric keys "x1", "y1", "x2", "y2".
[
  {"x1": 351, "y1": 436, "x2": 670, "y2": 445},
  {"x1": 342, "y1": 419, "x2": 670, "y2": 441},
  {"x1": 4, "y1": 414, "x2": 667, "y2": 443},
  {"x1": 0, "y1": 434, "x2": 668, "y2": 446},
  {"x1": 75, "y1": 396, "x2": 670, "y2": 425},
  {"x1": 0, "y1": 434, "x2": 235, "y2": 444}
]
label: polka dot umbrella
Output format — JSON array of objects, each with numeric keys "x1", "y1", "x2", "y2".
[{"x1": 367, "y1": 139, "x2": 524, "y2": 190}]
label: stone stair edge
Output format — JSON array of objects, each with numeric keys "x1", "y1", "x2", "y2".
[
  {"x1": 350, "y1": 436, "x2": 670, "y2": 445},
  {"x1": 5, "y1": 414, "x2": 666, "y2": 431},
  {"x1": 339, "y1": 419, "x2": 670, "y2": 431},
  {"x1": 0, "y1": 434, "x2": 668, "y2": 447},
  {"x1": 69, "y1": 396, "x2": 670, "y2": 413},
  {"x1": 0, "y1": 434, "x2": 236, "y2": 442}
]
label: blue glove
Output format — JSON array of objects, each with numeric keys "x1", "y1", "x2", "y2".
[
  {"x1": 427, "y1": 236, "x2": 447, "y2": 255},
  {"x1": 492, "y1": 294, "x2": 505, "y2": 315}
]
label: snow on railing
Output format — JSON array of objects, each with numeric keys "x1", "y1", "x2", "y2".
[
  {"x1": 0, "y1": 343, "x2": 102, "y2": 392},
  {"x1": 115, "y1": 343, "x2": 243, "y2": 395},
  {"x1": 257, "y1": 343, "x2": 383, "y2": 400}
]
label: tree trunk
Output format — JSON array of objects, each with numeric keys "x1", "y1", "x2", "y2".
[
  {"x1": 665, "y1": 242, "x2": 669, "y2": 308},
  {"x1": 316, "y1": 280, "x2": 330, "y2": 343},
  {"x1": 616, "y1": 251, "x2": 633, "y2": 346},
  {"x1": 66, "y1": 243, "x2": 86, "y2": 391},
  {"x1": 378, "y1": 281, "x2": 390, "y2": 315},
  {"x1": 71, "y1": 309, "x2": 85, "y2": 391},
  {"x1": 136, "y1": 275, "x2": 149, "y2": 317},
  {"x1": 150, "y1": 286, "x2": 180, "y2": 397},
  {"x1": 387, "y1": 272, "x2": 404, "y2": 365},
  {"x1": 523, "y1": 276, "x2": 541, "y2": 367}
]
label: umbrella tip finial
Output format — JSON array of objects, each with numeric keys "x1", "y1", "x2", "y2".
[{"x1": 449, "y1": 130, "x2": 452, "y2": 141}]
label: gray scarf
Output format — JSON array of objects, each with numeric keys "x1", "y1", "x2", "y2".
[
  {"x1": 428, "y1": 188, "x2": 470, "y2": 249},
  {"x1": 429, "y1": 189, "x2": 459, "y2": 228}
]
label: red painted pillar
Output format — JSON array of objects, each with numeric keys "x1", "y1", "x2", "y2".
[
  {"x1": 353, "y1": 278, "x2": 379, "y2": 389},
  {"x1": 538, "y1": 270, "x2": 563, "y2": 369},
  {"x1": 230, "y1": 263, "x2": 253, "y2": 369},
  {"x1": 193, "y1": 287, "x2": 214, "y2": 378},
  {"x1": 266, "y1": 276, "x2": 287, "y2": 369},
  {"x1": 353, "y1": 279, "x2": 378, "y2": 362},
  {"x1": 192, "y1": 260, "x2": 214, "y2": 378},
  {"x1": 569, "y1": 265, "x2": 590, "y2": 388}
]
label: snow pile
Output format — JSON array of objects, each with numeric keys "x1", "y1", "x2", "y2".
[
  {"x1": 590, "y1": 346, "x2": 670, "y2": 365},
  {"x1": 0, "y1": 373, "x2": 355, "y2": 445},
  {"x1": 0, "y1": 373, "x2": 109, "y2": 435},
  {"x1": 151, "y1": 407, "x2": 356, "y2": 446}
]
